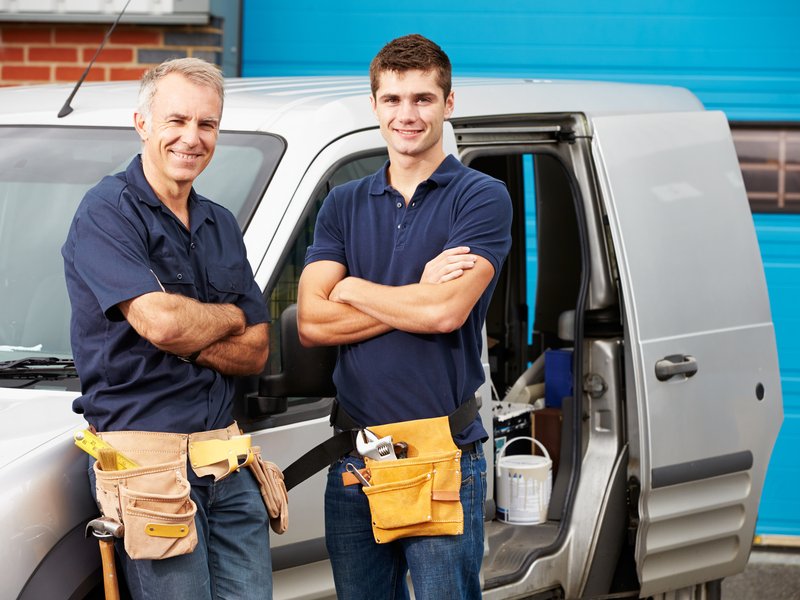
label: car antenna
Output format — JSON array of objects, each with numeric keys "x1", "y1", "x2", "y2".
[{"x1": 57, "y1": 0, "x2": 133, "y2": 118}]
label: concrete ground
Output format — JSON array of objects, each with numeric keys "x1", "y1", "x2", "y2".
[{"x1": 722, "y1": 548, "x2": 800, "y2": 599}]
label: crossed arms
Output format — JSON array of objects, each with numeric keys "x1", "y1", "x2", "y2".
[
  {"x1": 119, "y1": 245, "x2": 489, "y2": 371},
  {"x1": 118, "y1": 245, "x2": 491, "y2": 370},
  {"x1": 297, "y1": 246, "x2": 495, "y2": 347},
  {"x1": 119, "y1": 293, "x2": 268, "y2": 376}
]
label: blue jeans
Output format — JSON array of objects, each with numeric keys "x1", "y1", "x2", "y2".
[
  {"x1": 325, "y1": 443, "x2": 486, "y2": 600},
  {"x1": 89, "y1": 461, "x2": 272, "y2": 600}
]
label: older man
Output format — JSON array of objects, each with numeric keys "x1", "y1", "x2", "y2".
[{"x1": 62, "y1": 58, "x2": 273, "y2": 599}]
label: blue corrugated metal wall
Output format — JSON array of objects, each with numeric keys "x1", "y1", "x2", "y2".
[
  {"x1": 241, "y1": 1, "x2": 800, "y2": 120},
  {"x1": 241, "y1": 1, "x2": 800, "y2": 539},
  {"x1": 753, "y1": 214, "x2": 800, "y2": 538}
]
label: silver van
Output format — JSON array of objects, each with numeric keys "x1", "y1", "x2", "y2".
[{"x1": 0, "y1": 76, "x2": 782, "y2": 599}]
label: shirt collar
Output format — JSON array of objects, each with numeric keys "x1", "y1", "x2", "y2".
[
  {"x1": 124, "y1": 155, "x2": 161, "y2": 207},
  {"x1": 124, "y1": 155, "x2": 215, "y2": 231},
  {"x1": 368, "y1": 154, "x2": 461, "y2": 196},
  {"x1": 368, "y1": 161, "x2": 392, "y2": 195},
  {"x1": 427, "y1": 154, "x2": 461, "y2": 187}
]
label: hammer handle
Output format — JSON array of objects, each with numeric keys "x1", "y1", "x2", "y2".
[{"x1": 98, "y1": 538, "x2": 121, "y2": 600}]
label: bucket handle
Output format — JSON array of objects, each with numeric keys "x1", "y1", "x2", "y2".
[{"x1": 497, "y1": 436, "x2": 550, "y2": 462}]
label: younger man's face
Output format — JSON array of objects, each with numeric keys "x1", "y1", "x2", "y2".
[{"x1": 370, "y1": 69, "x2": 454, "y2": 162}]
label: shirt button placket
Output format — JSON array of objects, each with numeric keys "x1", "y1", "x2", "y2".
[{"x1": 394, "y1": 195, "x2": 406, "y2": 246}]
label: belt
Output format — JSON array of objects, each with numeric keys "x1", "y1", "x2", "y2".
[
  {"x1": 457, "y1": 441, "x2": 479, "y2": 453},
  {"x1": 330, "y1": 396, "x2": 479, "y2": 435},
  {"x1": 95, "y1": 423, "x2": 252, "y2": 481},
  {"x1": 282, "y1": 395, "x2": 480, "y2": 491},
  {"x1": 350, "y1": 441, "x2": 477, "y2": 458}
]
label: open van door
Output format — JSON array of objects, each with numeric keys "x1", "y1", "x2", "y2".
[{"x1": 591, "y1": 111, "x2": 782, "y2": 596}]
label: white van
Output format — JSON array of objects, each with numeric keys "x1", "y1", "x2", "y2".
[{"x1": 0, "y1": 76, "x2": 782, "y2": 599}]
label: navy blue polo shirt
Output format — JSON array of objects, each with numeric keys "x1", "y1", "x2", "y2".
[
  {"x1": 305, "y1": 154, "x2": 512, "y2": 445},
  {"x1": 62, "y1": 156, "x2": 269, "y2": 435}
]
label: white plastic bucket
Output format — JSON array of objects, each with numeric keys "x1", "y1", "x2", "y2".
[{"x1": 495, "y1": 436, "x2": 552, "y2": 525}]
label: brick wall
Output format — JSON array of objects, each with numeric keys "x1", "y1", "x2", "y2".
[{"x1": 0, "y1": 20, "x2": 223, "y2": 87}]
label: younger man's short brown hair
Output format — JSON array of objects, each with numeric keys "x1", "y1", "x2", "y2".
[{"x1": 369, "y1": 34, "x2": 452, "y2": 98}]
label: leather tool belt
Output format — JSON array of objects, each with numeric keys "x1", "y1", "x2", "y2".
[
  {"x1": 281, "y1": 395, "x2": 479, "y2": 492},
  {"x1": 93, "y1": 423, "x2": 288, "y2": 561},
  {"x1": 352, "y1": 415, "x2": 465, "y2": 544}
]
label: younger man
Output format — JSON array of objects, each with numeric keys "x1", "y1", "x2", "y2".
[{"x1": 298, "y1": 34, "x2": 513, "y2": 598}]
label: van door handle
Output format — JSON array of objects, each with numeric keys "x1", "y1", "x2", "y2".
[{"x1": 655, "y1": 354, "x2": 698, "y2": 381}]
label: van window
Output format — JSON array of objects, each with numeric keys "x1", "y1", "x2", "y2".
[
  {"x1": 265, "y1": 152, "x2": 388, "y2": 384},
  {"x1": 731, "y1": 125, "x2": 800, "y2": 213},
  {"x1": 0, "y1": 126, "x2": 283, "y2": 365}
]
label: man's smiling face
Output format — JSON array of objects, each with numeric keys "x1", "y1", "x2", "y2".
[
  {"x1": 370, "y1": 68, "x2": 454, "y2": 162},
  {"x1": 135, "y1": 72, "x2": 221, "y2": 194}
]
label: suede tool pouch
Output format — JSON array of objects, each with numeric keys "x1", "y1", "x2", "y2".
[
  {"x1": 94, "y1": 459, "x2": 198, "y2": 560},
  {"x1": 248, "y1": 446, "x2": 289, "y2": 534},
  {"x1": 360, "y1": 415, "x2": 464, "y2": 544},
  {"x1": 93, "y1": 431, "x2": 198, "y2": 560}
]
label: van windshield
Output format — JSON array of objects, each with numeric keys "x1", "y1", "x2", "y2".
[{"x1": 0, "y1": 126, "x2": 283, "y2": 369}]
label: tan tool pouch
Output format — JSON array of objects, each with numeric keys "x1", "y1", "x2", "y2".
[
  {"x1": 248, "y1": 446, "x2": 289, "y2": 534},
  {"x1": 93, "y1": 431, "x2": 197, "y2": 560},
  {"x1": 356, "y1": 415, "x2": 464, "y2": 544}
]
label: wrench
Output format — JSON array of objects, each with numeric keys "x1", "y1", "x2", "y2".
[{"x1": 356, "y1": 428, "x2": 397, "y2": 461}]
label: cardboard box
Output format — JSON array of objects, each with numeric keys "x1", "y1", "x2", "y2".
[{"x1": 532, "y1": 407, "x2": 562, "y2": 474}]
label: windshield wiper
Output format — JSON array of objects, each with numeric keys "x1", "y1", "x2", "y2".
[{"x1": 0, "y1": 356, "x2": 77, "y2": 378}]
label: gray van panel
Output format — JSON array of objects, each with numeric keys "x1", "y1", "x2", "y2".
[{"x1": 591, "y1": 110, "x2": 783, "y2": 595}]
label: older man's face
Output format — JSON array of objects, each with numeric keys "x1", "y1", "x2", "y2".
[{"x1": 135, "y1": 72, "x2": 221, "y2": 193}]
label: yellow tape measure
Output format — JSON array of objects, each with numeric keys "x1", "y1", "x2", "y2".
[{"x1": 73, "y1": 429, "x2": 139, "y2": 470}]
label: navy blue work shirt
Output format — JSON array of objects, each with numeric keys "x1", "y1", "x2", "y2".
[
  {"x1": 62, "y1": 156, "x2": 269, "y2": 434},
  {"x1": 304, "y1": 154, "x2": 512, "y2": 445}
]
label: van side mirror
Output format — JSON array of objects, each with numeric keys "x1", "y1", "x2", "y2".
[{"x1": 244, "y1": 304, "x2": 337, "y2": 418}]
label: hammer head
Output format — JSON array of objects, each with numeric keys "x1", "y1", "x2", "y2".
[{"x1": 86, "y1": 516, "x2": 124, "y2": 539}]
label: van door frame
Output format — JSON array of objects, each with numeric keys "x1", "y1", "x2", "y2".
[{"x1": 453, "y1": 114, "x2": 631, "y2": 598}]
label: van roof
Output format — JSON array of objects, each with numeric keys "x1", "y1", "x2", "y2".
[{"x1": 0, "y1": 76, "x2": 704, "y2": 139}]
